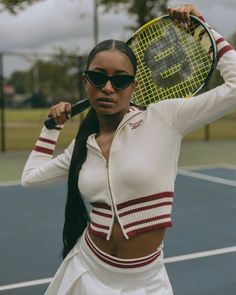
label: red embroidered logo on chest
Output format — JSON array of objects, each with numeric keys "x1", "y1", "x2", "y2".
[{"x1": 129, "y1": 119, "x2": 144, "y2": 129}]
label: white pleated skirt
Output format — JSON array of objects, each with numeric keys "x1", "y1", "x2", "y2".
[{"x1": 44, "y1": 229, "x2": 173, "y2": 295}]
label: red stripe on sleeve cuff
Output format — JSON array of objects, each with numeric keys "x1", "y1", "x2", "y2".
[
  {"x1": 216, "y1": 38, "x2": 225, "y2": 45},
  {"x1": 33, "y1": 145, "x2": 54, "y2": 155},
  {"x1": 38, "y1": 137, "x2": 56, "y2": 145},
  {"x1": 218, "y1": 45, "x2": 234, "y2": 59}
]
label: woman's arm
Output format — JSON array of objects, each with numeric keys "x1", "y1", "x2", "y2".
[
  {"x1": 21, "y1": 102, "x2": 74, "y2": 187},
  {"x1": 151, "y1": 5, "x2": 236, "y2": 136}
]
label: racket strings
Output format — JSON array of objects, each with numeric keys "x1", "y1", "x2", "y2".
[{"x1": 129, "y1": 17, "x2": 215, "y2": 105}]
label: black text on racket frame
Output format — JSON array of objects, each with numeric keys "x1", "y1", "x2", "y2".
[{"x1": 44, "y1": 15, "x2": 217, "y2": 129}]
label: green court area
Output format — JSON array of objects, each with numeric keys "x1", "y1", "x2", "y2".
[
  {"x1": 3, "y1": 108, "x2": 236, "y2": 150},
  {"x1": 1, "y1": 108, "x2": 236, "y2": 182},
  {"x1": 3, "y1": 108, "x2": 85, "y2": 150}
]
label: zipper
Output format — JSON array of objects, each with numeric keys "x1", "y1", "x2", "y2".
[
  {"x1": 105, "y1": 160, "x2": 118, "y2": 236},
  {"x1": 87, "y1": 111, "x2": 143, "y2": 239},
  {"x1": 106, "y1": 112, "x2": 143, "y2": 239}
]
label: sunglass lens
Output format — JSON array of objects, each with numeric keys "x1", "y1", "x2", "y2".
[
  {"x1": 112, "y1": 75, "x2": 134, "y2": 89},
  {"x1": 87, "y1": 72, "x2": 107, "y2": 87}
]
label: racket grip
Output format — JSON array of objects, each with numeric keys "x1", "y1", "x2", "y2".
[{"x1": 44, "y1": 98, "x2": 91, "y2": 129}]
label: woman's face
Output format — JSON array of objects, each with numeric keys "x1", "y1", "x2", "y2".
[{"x1": 84, "y1": 50, "x2": 136, "y2": 116}]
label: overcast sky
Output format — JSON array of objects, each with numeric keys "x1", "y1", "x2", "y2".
[{"x1": 0, "y1": 0, "x2": 235, "y2": 76}]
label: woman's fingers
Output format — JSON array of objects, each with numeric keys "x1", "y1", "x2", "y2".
[
  {"x1": 65, "y1": 103, "x2": 72, "y2": 119},
  {"x1": 167, "y1": 4, "x2": 201, "y2": 28},
  {"x1": 48, "y1": 102, "x2": 72, "y2": 125}
]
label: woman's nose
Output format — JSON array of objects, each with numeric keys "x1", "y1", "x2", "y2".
[{"x1": 102, "y1": 80, "x2": 115, "y2": 93}]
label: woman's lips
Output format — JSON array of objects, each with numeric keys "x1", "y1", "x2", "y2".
[
  {"x1": 96, "y1": 97, "x2": 116, "y2": 106},
  {"x1": 97, "y1": 97, "x2": 115, "y2": 103}
]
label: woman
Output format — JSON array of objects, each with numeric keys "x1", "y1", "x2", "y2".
[{"x1": 21, "y1": 4, "x2": 236, "y2": 295}]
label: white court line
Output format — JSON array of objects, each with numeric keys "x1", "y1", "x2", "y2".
[
  {"x1": 164, "y1": 245, "x2": 236, "y2": 264},
  {"x1": 180, "y1": 163, "x2": 236, "y2": 171},
  {"x1": 0, "y1": 278, "x2": 52, "y2": 291},
  {"x1": 1, "y1": 165, "x2": 236, "y2": 188},
  {"x1": 0, "y1": 246, "x2": 236, "y2": 291},
  {"x1": 178, "y1": 169, "x2": 236, "y2": 187}
]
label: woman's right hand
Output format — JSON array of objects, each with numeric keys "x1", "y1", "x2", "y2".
[
  {"x1": 167, "y1": 4, "x2": 202, "y2": 28},
  {"x1": 47, "y1": 102, "x2": 72, "y2": 126}
]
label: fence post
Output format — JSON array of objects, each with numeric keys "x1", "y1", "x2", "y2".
[{"x1": 0, "y1": 53, "x2": 5, "y2": 152}]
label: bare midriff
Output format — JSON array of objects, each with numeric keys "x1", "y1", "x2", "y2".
[{"x1": 89, "y1": 220, "x2": 166, "y2": 259}]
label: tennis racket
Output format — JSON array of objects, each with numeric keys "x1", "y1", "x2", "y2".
[{"x1": 44, "y1": 15, "x2": 217, "y2": 129}]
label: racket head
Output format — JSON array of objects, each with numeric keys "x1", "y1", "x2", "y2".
[{"x1": 127, "y1": 15, "x2": 217, "y2": 106}]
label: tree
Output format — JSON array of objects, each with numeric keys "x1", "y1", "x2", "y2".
[
  {"x1": 8, "y1": 50, "x2": 87, "y2": 107},
  {"x1": 0, "y1": 0, "x2": 168, "y2": 30},
  {"x1": 97, "y1": 0, "x2": 168, "y2": 30},
  {"x1": 0, "y1": 0, "x2": 42, "y2": 14}
]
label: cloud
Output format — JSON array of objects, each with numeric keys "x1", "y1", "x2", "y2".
[
  {"x1": 0, "y1": 0, "x2": 133, "y2": 54},
  {"x1": 0, "y1": 0, "x2": 235, "y2": 76}
]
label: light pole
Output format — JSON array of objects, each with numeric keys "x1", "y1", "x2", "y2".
[{"x1": 93, "y1": 0, "x2": 99, "y2": 45}]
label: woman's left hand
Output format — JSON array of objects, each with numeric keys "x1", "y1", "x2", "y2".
[{"x1": 167, "y1": 4, "x2": 202, "y2": 28}]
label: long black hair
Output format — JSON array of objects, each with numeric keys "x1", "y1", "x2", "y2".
[{"x1": 62, "y1": 39, "x2": 137, "y2": 259}]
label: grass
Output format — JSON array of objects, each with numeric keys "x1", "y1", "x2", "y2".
[
  {"x1": 1, "y1": 108, "x2": 236, "y2": 182},
  {"x1": 5, "y1": 108, "x2": 49, "y2": 122},
  {"x1": 1, "y1": 108, "x2": 236, "y2": 150},
  {"x1": 3, "y1": 108, "x2": 83, "y2": 150}
]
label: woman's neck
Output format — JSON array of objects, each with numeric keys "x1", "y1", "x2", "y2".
[{"x1": 97, "y1": 110, "x2": 127, "y2": 134}]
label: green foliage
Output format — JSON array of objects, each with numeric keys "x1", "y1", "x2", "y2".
[
  {"x1": 0, "y1": 0, "x2": 42, "y2": 14},
  {"x1": 97, "y1": 0, "x2": 168, "y2": 30},
  {"x1": 7, "y1": 50, "x2": 87, "y2": 106},
  {"x1": 9, "y1": 70, "x2": 31, "y2": 94}
]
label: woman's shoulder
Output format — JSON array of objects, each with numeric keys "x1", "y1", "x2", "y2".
[{"x1": 147, "y1": 98, "x2": 185, "y2": 113}]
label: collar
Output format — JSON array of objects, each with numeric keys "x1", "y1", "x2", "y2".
[{"x1": 87, "y1": 106, "x2": 142, "y2": 148}]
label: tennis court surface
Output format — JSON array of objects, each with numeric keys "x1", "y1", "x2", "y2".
[{"x1": 0, "y1": 165, "x2": 236, "y2": 295}]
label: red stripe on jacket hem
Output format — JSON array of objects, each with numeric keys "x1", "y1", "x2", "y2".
[
  {"x1": 91, "y1": 202, "x2": 112, "y2": 210},
  {"x1": 118, "y1": 201, "x2": 173, "y2": 217},
  {"x1": 117, "y1": 192, "x2": 174, "y2": 210},
  {"x1": 91, "y1": 209, "x2": 112, "y2": 218},
  {"x1": 88, "y1": 225, "x2": 107, "y2": 238},
  {"x1": 91, "y1": 221, "x2": 110, "y2": 230},
  {"x1": 123, "y1": 214, "x2": 171, "y2": 229},
  {"x1": 33, "y1": 145, "x2": 53, "y2": 155}
]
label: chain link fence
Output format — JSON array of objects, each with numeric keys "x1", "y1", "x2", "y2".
[
  {"x1": 0, "y1": 51, "x2": 88, "y2": 151},
  {"x1": 0, "y1": 51, "x2": 236, "y2": 152}
]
